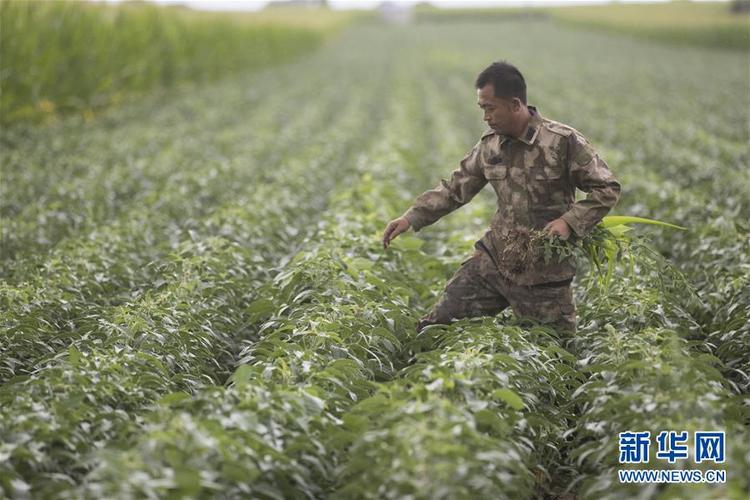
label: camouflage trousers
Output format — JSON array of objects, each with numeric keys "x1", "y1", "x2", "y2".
[{"x1": 417, "y1": 243, "x2": 577, "y2": 334}]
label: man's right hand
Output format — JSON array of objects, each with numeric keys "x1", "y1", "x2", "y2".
[{"x1": 382, "y1": 217, "x2": 411, "y2": 249}]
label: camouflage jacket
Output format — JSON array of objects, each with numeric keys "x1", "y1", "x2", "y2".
[{"x1": 402, "y1": 105, "x2": 621, "y2": 286}]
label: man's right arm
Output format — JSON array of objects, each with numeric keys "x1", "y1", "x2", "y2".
[{"x1": 401, "y1": 141, "x2": 488, "y2": 232}]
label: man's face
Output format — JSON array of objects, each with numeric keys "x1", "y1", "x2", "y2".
[{"x1": 477, "y1": 84, "x2": 519, "y2": 135}]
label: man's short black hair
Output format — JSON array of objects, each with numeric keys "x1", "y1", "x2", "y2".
[{"x1": 475, "y1": 61, "x2": 527, "y2": 105}]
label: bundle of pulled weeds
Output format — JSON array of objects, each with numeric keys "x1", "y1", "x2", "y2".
[
  {"x1": 496, "y1": 225, "x2": 595, "y2": 275},
  {"x1": 497, "y1": 227, "x2": 553, "y2": 275},
  {"x1": 497, "y1": 216, "x2": 688, "y2": 289}
]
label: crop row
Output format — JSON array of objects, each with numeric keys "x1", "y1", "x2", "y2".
[
  {"x1": 62, "y1": 59, "x2": 450, "y2": 499},
  {"x1": 2, "y1": 21, "x2": 747, "y2": 499},
  {"x1": 0, "y1": 31, "x2": 401, "y2": 385},
  {"x1": 0, "y1": 34, "x2": 396, "y2": 497},
  {"x1": 0, "y1": 82, "x2": 352, "y2": 385},
  {"x1": 49, "y1": 63, "x2": 575, "y2": 500},
  {"x1": 1, "y1": 53, "x2": 348, "y2": 276},
  {"x1": 77, "y1": 27, "x2": 750, "y2": 498}
]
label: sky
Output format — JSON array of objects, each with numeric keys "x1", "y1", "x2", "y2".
[{"x1": 128, "y1": 0, "x2": 726, "y2": 11}]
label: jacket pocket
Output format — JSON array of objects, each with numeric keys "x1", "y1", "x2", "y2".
[
  {"x1": 530, "y1": 166, "x2": 567, "y2": 207},
  {"x1": 533, "y1": 165, "x2": 563, "y2": 181}
]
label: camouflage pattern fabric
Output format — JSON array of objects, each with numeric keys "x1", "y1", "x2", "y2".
[
  {"x1": 403, "y1": 105, "x2": 620, "y2": 331},
  {"x1": 403, "y1": 105, "x2": 621, "y2": 286},
  {"x1": 416, "y1": 242, "x2": 577, "y2": 334}
]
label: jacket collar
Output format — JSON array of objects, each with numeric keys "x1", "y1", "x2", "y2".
[{"x1": 498, "y1": 105, "x2": 542, "y2": 146}]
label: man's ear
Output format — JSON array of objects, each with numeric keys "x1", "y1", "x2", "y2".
[{"x1": 511, "y1": 98, "x2": 522, "y2": 112}]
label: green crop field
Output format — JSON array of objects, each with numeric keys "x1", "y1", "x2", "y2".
[
  {"x1": 1, "y1": 3, "x2": 749, "y2": 499},
  {"x1": 414, "y1": 1, "x2": 750, "y2": 50},
  {"x1": 549, "y1": 1, "x2": 750, "y2": 50},
  {"x1": 0, "y1": 0, "x2": 358, "y2": 125}
]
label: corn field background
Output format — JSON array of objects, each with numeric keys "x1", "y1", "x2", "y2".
[{"x1": 1, "y1": 1, "x2": 749, "y2": 499}]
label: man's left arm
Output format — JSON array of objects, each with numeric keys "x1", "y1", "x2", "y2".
[{"x1": 559, "y1": 133, "x2": 622, "y2": 238}]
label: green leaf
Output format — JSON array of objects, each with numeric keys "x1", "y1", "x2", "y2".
[
  {"x1": 229, "y1": 364, "x2": 257, "y2": 386},
  {"x1": 246, "y1": 298, "x2": 276, "y2": 319},
  {"x1": 393, "y1": 235, "x2": 424, "y2": 251},
  {"x1": 68, "y1": 346, "x2": 82, "y2": 366},
  {"x1": 348, "y1": 256, "x2": 374, "y2": 272},
  {"x1": 492, "y1": 388, "x2": 524, "y2": 410},
  {"x1": 157, "y1": 392, "x2": 191, "y2": 406},
  {"x1": 474, "y1": 408, "x2": 508, "y2": 434},
  {"x1": 601, "y1": 215, "x2": 686, "y2": 230}
]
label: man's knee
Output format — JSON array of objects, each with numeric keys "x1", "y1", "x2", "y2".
[
  {"x1": 416, "y1": 298, "x2": 456, "y2": 333},
  {"x1": 416, "y1": 298, "x2": 508, "y2": 334},
  {"x1": 416, "y1": 249, "x2": 508, "y2": 334},
  {"x1": 511, "y1": 286, "x2": 577, "y2": 334}
]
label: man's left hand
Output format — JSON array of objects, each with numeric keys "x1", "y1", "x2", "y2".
[{"x1": 544, "y1": 218, "x2": 572, "y2": 240}]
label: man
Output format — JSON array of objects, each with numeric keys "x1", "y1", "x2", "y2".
[{"x1": 382, "y1": 61, "x2": 621, "y2": 334}]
